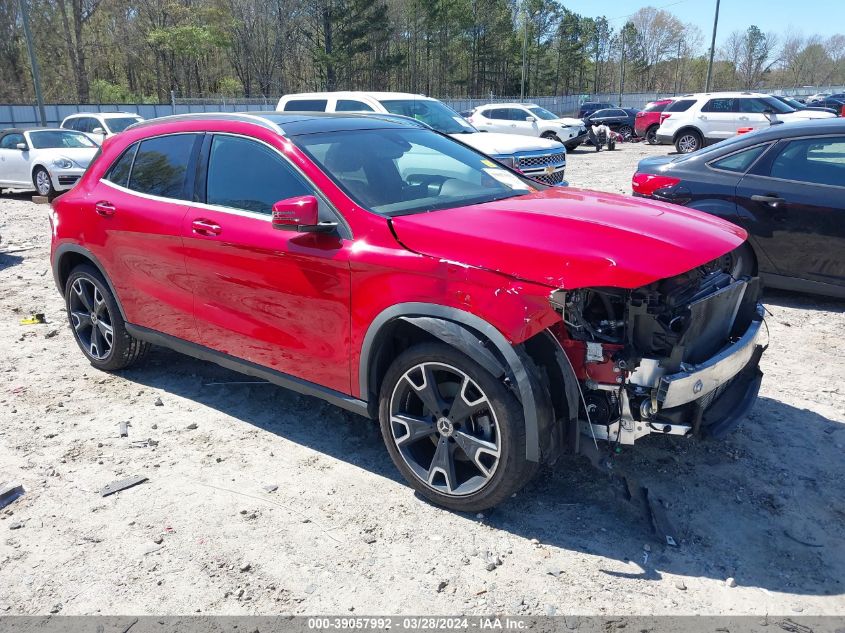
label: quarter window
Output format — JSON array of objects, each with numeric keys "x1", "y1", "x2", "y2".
[
  {"x1": 769, "y1": 137, "x2": 845, "y2": 187},
  {"x1": 128, "y1": 134, "x2": 195, "y2": 199},
  {"x1": 206, "y1": 135, "x2": 311, "y2": 214},
  {"x1": 710, "y1": 144, "x2": 769, "y2": 173},
  {"x1": 666, "y1": 99, "x2": 696, "y2": 113},
  {"x1": 105, "y1": 143, "x2": 138, "y2": 188}
]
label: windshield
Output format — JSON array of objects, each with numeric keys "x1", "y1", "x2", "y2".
[
  {"x1": 778, "y1": 97, "x2": 803, "y2": 109},
  {"x1": 527, "y1": 106, "x2": 558, "y2": 120},
  {"x1": 294, "y1": 128, "x2": 535, "y2": 216},
  {"x1": 105, "y1": 117, "x2": 142, "y2": 133},
  {"x1": 28, "y1": 130, "x2": 97, "y2": 149},
  {"x1": 379, "y1": 99, "x2": 477, "y2": 134}
]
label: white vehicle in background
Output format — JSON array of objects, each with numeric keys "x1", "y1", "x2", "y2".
[
  {"x1": 0, "y1": 128, "x2": 99, "y2": 197},
  {"x1": 467, "y1": 103, "x2": 588, "y2": 151},
  {"x1": 277, "y1": 92, "x2": 568, "y2": 185},
  {"x1": 655, "y1": 92, "x2": 837, "y2": 154},
  {"x1": 60, "y1": 112, "x2": 144, "y2": 142}
]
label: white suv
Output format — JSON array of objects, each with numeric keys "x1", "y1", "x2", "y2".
[
  {"x1": 467, "y1": 103, "x2": 588, "y2": 151},
  {"x1": 60, "y1": 112, "x2": 144, "y2": 142},
  {"x1": 656, "y1": 92, "x2": 836, "y2": 153},
  {"x1": 277, "y1": 92, "x2": 568, "y2": 185}
]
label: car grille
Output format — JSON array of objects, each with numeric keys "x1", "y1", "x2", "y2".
[
  {"x1": 518, "y1": 152, "x2": 566, "y2": 169},
  {"x1": 533, "y1": 169, "x2": 566, "y2": 185},
  {"x1": 58, "y1": 176, "x2": 79, "y2": 186}
]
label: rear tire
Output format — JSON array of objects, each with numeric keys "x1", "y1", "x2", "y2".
[
  {"x1": 379, "y1": 342, "x2": 537, "y2": 512},
  {"x1": 65, "y1": 264, "x2": 150, "y2": 371},
  {"x1": 618, "y1": 125, "x2": 633, "y2": 140},
  {"x1": 675, "y1": 130, "x2": 703, "y2": 154},
  {"x1": 646, "y1": 125, "x2": 659, "y2": 144}
]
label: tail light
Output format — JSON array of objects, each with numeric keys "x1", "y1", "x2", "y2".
[
  {"x1": 635, "y1": 111, "x2": 644, "y2": 118},
  {"x1": 660, "y1": 113, "x2": 671, "y2": 124},
  {"x1": 632, "y1": 172, "x2": 681, "y2": 197}
]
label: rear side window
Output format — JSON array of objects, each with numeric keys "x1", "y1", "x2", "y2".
[
  {"x1": 62, "y1": 119, "x2": 77, "y2": 130},
  {"x1": 701, "y1": 98, "x2": 736, "y2": 113},
  {"x1": 128, "y1": 134, "x2": 195, "y2": 199},
  {"x1": 666, "y1": 99, "x2": 696, "y2": 113},
  {"x1": 283, "y1": 99, "x2": 328, "y2": 112},
  {"x1": 643, "y1": 101, "x2": 669, "y2": 113},
  {"x1": 105, "y1": 143, "x2": 138, "y2": 188},
  {"x1": 336, "y1": 100, "x2": 374, "y2": 112},
  {"x1": 206, "y1": 135, "x2": 311, "y2": 214},
  {"x1": 710, "y1": 144, "x2": 769, "y2": 173}
]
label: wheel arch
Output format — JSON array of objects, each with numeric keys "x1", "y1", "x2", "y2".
[
  {"x1": 31, "y1": 162, "x2": 50, "y2": 184},
  {"x1": 52, "y1": 244, "x2": 127, "y2": 320},
  {"x1": 672, "y1": 126, "x2": 703, "y2": 144},
  {"x1": 360, "y1": 303, "x2": 554, "y2": 462}
]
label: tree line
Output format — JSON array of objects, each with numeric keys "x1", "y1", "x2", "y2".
[{"x1": 2, "y1": 0, "x2": 845, "y2": 104}]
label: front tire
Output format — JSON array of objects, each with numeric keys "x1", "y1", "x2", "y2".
[
  {"x1": 65, "y1": 264, "x2": 150, "y2": 371},
  {"x1": 379, "y1": 342, "x2": 536, "y2": 512},
  {"x1": 541, "y1": 131, "x2": 562, "y2": 143},
  {"x1": 33, "y1": 167, "x2": 55, "y2": 198},
  {"x1": 675, "y1": 130, "x2": 703, "y2": 154}
]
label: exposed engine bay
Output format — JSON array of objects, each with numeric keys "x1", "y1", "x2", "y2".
[{"x1": 550, "y1": 256, "x2": 766, "y2": 446}]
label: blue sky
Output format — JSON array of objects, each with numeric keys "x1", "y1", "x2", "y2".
[{"x1": 560, "y1": 0, "x2": 843, "y2": 40}]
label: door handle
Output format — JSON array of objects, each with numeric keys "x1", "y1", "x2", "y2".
[
  {"x1": 95, "y1": 201, "x2": 116, "y2": 217},
  {"x1": 751, "y1": 194, "x2": 785, "y2": 207},
  {"x1": 738, "y1": 116, "x2": 749, "y2": 120},
  {"x1": 191, "y1": 218, "x2": 222, "y2": 236}
]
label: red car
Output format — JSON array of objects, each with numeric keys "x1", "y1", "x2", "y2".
[
  {"x1": 50, "y1": 112, "x2": 766, "y2": 511},
  {"x1": 635, "y1": 99, "x2": 674, "y2": 144}
]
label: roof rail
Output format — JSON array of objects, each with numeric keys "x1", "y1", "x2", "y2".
[{"x1": 126, "y1": 112, "x2": 283, "y2": 134}]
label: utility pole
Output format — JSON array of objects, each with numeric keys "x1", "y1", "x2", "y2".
[
  {"x1": 18, "y1": 0, "x2": 46, "y2": 126},
  {"x1": 705, "y1": 0, "x2": 721, "y2": 92},
  {"x1": 675, "y1": 39, "x2": 682, "y2": 95},
  {"x1": 618, "y1": 28, "x2": 625, "y2": 107},
  {"x1": 520, "y1": 4, "x2": 528, "y2": 100}
]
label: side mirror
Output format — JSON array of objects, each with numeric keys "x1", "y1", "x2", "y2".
[
  {"x1": 92, "y1": 127, "x2": 106, "y2": 135},
  {"x1": 525, "y1": 116, "x2": 536, "y2": 123},
  {"x1": 272, "y1": 195, "x2": 335, "y2": 233},
  {"x1": 15, "y1": 142, "x2": 27, "y2": 151}
]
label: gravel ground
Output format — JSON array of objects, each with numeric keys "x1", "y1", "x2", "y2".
[{"x1": 1, "y1": 142, "x2": 843, "y2": 616}]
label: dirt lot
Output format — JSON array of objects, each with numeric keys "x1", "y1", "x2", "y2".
[{"x1": 1, "y1": 142, "x2": 843, "y2": 616}]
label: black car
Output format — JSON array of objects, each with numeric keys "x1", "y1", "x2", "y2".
[
  {"x1": 583, "y1": 107, "x2": 640, "y2": 139},
  {"x1": 816, "y1": 97, "x2": 845, "y2": 114},
  {"x1": 577, "y1": 101, "x2": 614, "y2": 118},
  {"x1": 771, "y1": 95, "x2": 838, "y2": 116},
  {"x1": 632, "y1": 118, "x2": 845, "y2": 298}
]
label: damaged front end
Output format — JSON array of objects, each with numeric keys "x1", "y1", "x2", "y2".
[{"x1": 549, "y1": 258, "x2": 766, "y2": 448}]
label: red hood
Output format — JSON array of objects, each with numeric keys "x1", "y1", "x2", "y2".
[{"x1": 390, "y1": 188, "x2": 747, "y2": 289}]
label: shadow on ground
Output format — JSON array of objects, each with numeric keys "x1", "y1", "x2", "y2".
[{"x1": 120, "y1": 346, "x2": 844, "y2": 598}]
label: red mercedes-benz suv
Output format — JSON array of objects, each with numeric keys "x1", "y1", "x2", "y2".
[{"x1": 50, "y1": 112, "x2": 766, "y2": 511}]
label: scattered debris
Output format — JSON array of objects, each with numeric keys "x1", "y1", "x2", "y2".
[
  {"x1": 363, "y1": 535, "x2": 377, "y2": 545},
  {"x1": 129, "y1": 438, "x2": 159, "y2": 448},
  {"x1": 263, "y1": 484, "x2": 279, "y2": 493},
  {"x1": 675, "y1": 579, "x2": 687, "y2": 591},
  {"x1": 9, "y1": 521, "x2": 24, "y2": 530},
  {"x1": 436, "y1": 580, "x2": 449, "y2": 593},
  {"x1": 119, "y1": 421, "x2": 130, "y2": 437},
  {"x1": 152, "y1": 535, "x2": 164, "y2": 545},
  {"x1": 546, "y1": 565, "x2": 563, "y2": 578},
  {"x1": 726, "y1": 577, "x2": 737, "y2": 588},
  {"x1": 0, "y1": 482, "x2": 24, "y2": 509},
  {"x1": 153, "y1": 397, "x2": 164, "y2": 406},
  {"x1": 44, "y1": 329, "x2": 59, "y2": 338},
  {"x1": 99, "y1": 475, "x2": 149, "y2": 497},
  {"x1": 186, "y1": 423, "x2": 198, "y2": 430},
  {"x1": 239, "y1": 562, "x2": 251, "y2": 572},
  {"x1": 19, "y1": 313, "x2": 45, "y2": 325}
]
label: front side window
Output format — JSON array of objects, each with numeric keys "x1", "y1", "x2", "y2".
[
  {"x1": 295, "y1": 128, "x2": 534, "y2": 216},
  {"x1": 105, "y1": 117, "x2": 143, "y2": 133},
  {"x1": 701, "y1": 98, "x2": 736, "y2": 113},
  {"x1": 128, "y1": 134, "x2": 195, "y2": 199},
  {"x1": 206, "y1": 135, "x2": 311, "y2": 214},
  {"x1": 336, "y1": 100, "x2": 374, "y2": 112},
  {"x1": 0, "y1": 133, "x2": 25, "y2": 149},
  {"x1": 379, "y1": 99, "x2": 476, "y2": 134},
  {"x1": 105, "y1": 143, "x2": 138, "y2": 188},
  {"x1": 283, "y1": 99, "x2": 328, "y2": 112},
  {"x1": 710, "y1": 144, "x2": 769, "y2": 173},
  {"x1": 769, "y1": 137, "x2": 845, "y2": 187},
  {"x1": 28, "y1": 131, "x2": 97, "y2": 149},
  {"x1": 527, "y1": 106, "x2": 558, "y2": 120}
]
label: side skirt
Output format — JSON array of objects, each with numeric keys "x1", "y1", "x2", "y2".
[{"x1": 125, "y1": 323, "x2": 371, "y2": 419}]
